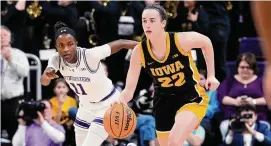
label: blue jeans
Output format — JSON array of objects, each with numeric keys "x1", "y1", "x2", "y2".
[{"x1": 136, "y1": 115, "x2": 156, "y2": 146}]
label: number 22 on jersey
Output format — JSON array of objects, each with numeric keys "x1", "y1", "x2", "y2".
[
  {"x1": 69, "y1": 83, "x2": 87, "y2": 95},
  {"x1": 158, "y1": 72, "x2": 186, "y2": 87}
]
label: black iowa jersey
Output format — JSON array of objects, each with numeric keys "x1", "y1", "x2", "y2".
[{"x1": 139, "y1": 32, "x2": 205, "y2": 98}]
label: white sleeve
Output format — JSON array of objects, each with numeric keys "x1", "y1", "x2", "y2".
[
  {"x1": 12, "y1": 125, "x2": 26, "y2": 146},
  {"x1": 41, "y1": 121, "x2": 65, "y2": 144},
  {"x1": 87, "y1": 44, "x2": 111, "y2": 61},
  {"x1": 255, "y1": 132, "x2": 264, "y2": 142},
  {"x1": 225, "y1": 134, "x2": 233, "y2": 144},
  {"x1": 47, "y1": 53, "x2": 60, "y2": 71}
]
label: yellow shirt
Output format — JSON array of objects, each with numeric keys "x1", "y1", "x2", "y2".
[{"x1": 50, "y1": 96, "x2": 77, "y2": 124}]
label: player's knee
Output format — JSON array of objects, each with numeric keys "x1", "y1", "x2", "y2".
[
  {"x1": 88, "y1": 123, "x2": 109, "y2": 140},
  {"x1": 168, "y1": 135, "x2": 181, "y2": 146}
]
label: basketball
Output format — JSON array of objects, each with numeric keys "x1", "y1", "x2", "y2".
[{"x1": 103, "y1": 103, "x2": 137, "y2": 139}]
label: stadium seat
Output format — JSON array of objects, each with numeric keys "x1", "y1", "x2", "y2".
[{"x1": 239, "y1": 37, "x2": 263, "y2": 59}]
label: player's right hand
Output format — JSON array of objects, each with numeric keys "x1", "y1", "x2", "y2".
[
  {"x1": 111, "y1": 90, "x2": 133, "y2": 107},
  {"x1": 45, "y1": 67, "x2": 59, "y2": 79}
]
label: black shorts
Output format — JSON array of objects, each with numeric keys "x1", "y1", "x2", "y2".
[{"x1": 153, "y1": 87, "x2": 209, "y2": 133}]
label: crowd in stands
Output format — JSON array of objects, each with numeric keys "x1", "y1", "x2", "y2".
[{"x1": 1, "y1": 1, "x2": 271, "y2": 146}]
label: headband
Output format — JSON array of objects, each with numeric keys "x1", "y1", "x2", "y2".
[{"x1": 54, "y1": 27, "x2": 76, "y2": 41}]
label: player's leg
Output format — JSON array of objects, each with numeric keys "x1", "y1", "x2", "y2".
[
  {"x1": 81, "y1": 91, "x2": 120, "y2": 146},
  {"x1": 168, "y1": 97, "x2": 208, "y2": 146},
  {"x1": 81, "y1": 117, "x2": 108, "y2": 146},
  {"x1": 74, "y1": 107, "x2": 96, "y2": 146},
  {"x1": 168, "y1": 110, "x2": 199, "y2": 146}
]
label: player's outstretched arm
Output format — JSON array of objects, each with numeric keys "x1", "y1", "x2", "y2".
[
  {"x1": 119, "y1": 45, "x2": 142, "y2": 103},
  {"x1": 40, "y1": 54, "x2": 59, "y2": 86},
  {"x1": 178, "y1": 32, "x2": 215, "y2": 77},
  {"x1": 108, "y1": 39, "x2": 138, "y2": 55}
]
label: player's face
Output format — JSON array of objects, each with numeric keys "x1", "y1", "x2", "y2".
[
  {"x1": 238, "y1": 61, "x2": 254, "y2": 80},
  {"x1": 56, "y1": 34, "x2": 77, "y2": 63},
  {"x1": 142, "y1": 9, "x2": 166, "y2": 39},
  {"x1": 199, "y1": 74, "x2": 206, "y2": 87},
  {"x1": 54, "y1": 81, "x2": 69, "y2": 96}
]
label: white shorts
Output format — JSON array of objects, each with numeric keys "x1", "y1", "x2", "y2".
[{"x1": 74, "y1": 88, "x2": 120, "y2": 131}]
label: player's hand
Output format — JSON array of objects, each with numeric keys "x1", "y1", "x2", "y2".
[
  {"x1": 111, "y1": 90, "x2": 133, "y2": 106},
  {"x1": 45, "y1": 67, "x2": 59, "y2": 79},
  {"x1": 205, "y1": 75, "x2": 220, "y2": 91}
]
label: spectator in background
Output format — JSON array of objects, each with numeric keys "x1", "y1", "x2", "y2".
[
  {"x1": 223, "y1": 105, "x2": 271, "y2": 146},
  {"x1": 182, "y1": 0, "x2": 209, "y2": 70},
  {"x1": 183, "y1": 125, "x2": 205, "y2": 146},
  {"x1": 182, "y1": 0, "x2": 209, "y2": 34},
  {"x1": 1, "y1": 26, "x2": 29, "y2": 140},
  {"x1": 218, "y1": 52, "x2": 268, "y2": 140},
  {"x1": 49, "y1": 78, "x2": 77, "y2": 146},
  {"x1": 132, "y1": 85, "x2": 157, "y2": 146},
  {"x1": 1, "y1": 0, "x2": 27, "y2": 49},
  {"x1": 12, "y1": 100, "x2": 65, "y2": 146},
  {"x1": 198, "y1": 69, "x2": 220, "y2": 133},
  {"x1": 201, "y1": 2, "x2": 231, "y2": 82}
]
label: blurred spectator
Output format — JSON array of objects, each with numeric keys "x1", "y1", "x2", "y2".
[
  {"x1": 201, "y1": 2, "x2": 231, "y2": 82},
  {"x1": 223, "y1": 105, "x2": 271, "y2": 146},
  {"x1": 183, "y1": 125, "x2": 205, "y2": 146},
  {"x1": 49, "y1": 78, "x2": 77, "y2": 146},
  {"x1": 12, "y1": 100, "x2": 65, "y2": 146},
  {"x1": 50, "y1": 78, "x2": 77, "y2": 124},
  {"x1": 1, "y1": 26, "x2": 29, "y2": 140},
  {"x1": 1, "y1": 0, "x2": 27, "y2": 49},
  {"x1": 42, "y1": 0, "x2": 78, "y2": 30},
  {"x1": 182, "y1": 0, "x2": 209, "y2": 34},
  {"x1": 182, "y1": 0, "x2": 209, "y2": 70},
  {"x1": 198, "y1": 69, "x2": 220, "y2": 132},
  {"x1": 132, "y1": 85, "x2": 157, "y2": 146},
  {"x1": 218, "y1": 52, "x2": 268, "y2": 139}
]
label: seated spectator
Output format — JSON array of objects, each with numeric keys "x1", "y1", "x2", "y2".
[
  {"x1": 132, "y1": 84, "x2": 156, "y2": 146},
  {"x1": 198, "y1": 69, "x2": 220, "y2": 132},
  {"x1": 49, "y1": 78, "x2": 77, "y2": 146},
  {"x1": 183, "y1": 125, "x2": 205, "y2": 146},
  {"x1": 12, "y1": 100, "x2": 65, "y2": 146},
  {"x1": 218, "y1": 52, "x2": 268, "y2": 139},
  {"x1": 223, "y1": 105, "x2": 271, "y2": 146}
]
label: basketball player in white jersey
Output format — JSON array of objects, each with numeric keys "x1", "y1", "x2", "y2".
[{"x1": 40, "y1": 22, "x2": 138, "y2": 146}]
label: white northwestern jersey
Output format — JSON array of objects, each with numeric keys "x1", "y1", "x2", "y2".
[{"x1": 47, "y1": 45, "x2": 114, "y2": 103}]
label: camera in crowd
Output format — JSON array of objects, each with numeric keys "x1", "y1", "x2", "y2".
[
  {"x1": 230, "y1": 104, "x2": 257, "y2": 133},
  {"x1": 230, "y1": 113, "x2": 253, "y2": 133},
  {"x1": 16, "y1": 100, "x2": 46, "y2": 125}
]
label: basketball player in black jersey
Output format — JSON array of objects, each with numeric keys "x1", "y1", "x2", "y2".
[
  {"x1": 113, "y1": 5, "x2": 219, "y2": 146},
  {"x1": 252, "y1": 2, "x2": 271, "y2": 109}
]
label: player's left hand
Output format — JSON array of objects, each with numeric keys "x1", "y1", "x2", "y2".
[{"x1": 205, "y1": 76, "x2": 220, "y2": 91}]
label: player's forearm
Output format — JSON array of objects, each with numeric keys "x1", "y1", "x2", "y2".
[
  {"x1": 108, "y1": 39, "x2": 138, "y2": 55},
  {"x1": 201, "y1": 37, "x2": 215, "y2": 77}
]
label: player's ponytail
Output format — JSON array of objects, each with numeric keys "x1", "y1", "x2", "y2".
[{"x1": 54, "y1": 21, "x2": 68, "y2": 33}]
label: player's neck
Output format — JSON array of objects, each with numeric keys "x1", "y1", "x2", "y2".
[{"x1": 149, "y1": 32, "x2": 167, "y2": 51}]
